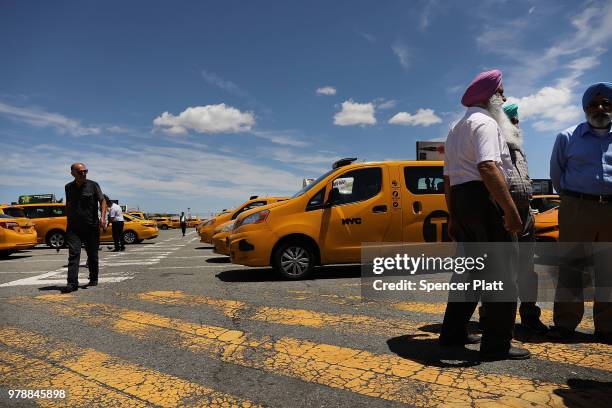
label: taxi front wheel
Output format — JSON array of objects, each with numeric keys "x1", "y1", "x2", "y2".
[
  {"x1": 273, "y1": 241, "x2": 315, "y2": 280},
  {"x1": 46, "y1": 230, "x2": 65, "y2": 249}
]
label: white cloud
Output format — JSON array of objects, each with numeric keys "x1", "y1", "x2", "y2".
[
  {"x1": 506, "y1": 86, "x2": 582, "y2": 131},
  {"x1": 391, "y1": 42, "x2": 411, "y2": 69},
  {"x1": 106, "y1": 125, "x2": 130, "y2": 134},
  {"x1": 0, "y1": 142, "x2": 302, "y2": 209},
  {"x1": 316, "y1": 86, "x2": 337, "y2": 96},
  {"x1": 388, "y1": 108, "x2": 442, "y2": 127},
  {"x1": 0, "y1": 101, "x2": 101, "y2": 136},
  {"x1": 376, "y1": 99, "x2": 397, "y2": 110},
  {"x1": 153, "y1": 104, "x2": 255, "y2": 135},
  {"x1": 252, "y1": 130, "x2": 309, "y2": 147},
  {"x1": 333, "y1": 100, "x2": 376, "y2": 126},
  {"x1": 201, "y1": 70, "x2": 249, "y2": 98},
  {"x1": 358, "y1": 31, "x2": 376, "y2": 44}
]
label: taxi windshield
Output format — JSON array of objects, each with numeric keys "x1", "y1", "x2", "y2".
[{"x1": 291, "y1": 168, "x2": 336, "y2": 198}]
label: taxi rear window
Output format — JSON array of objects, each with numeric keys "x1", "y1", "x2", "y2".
[
  {"x1": 404, "y1": 166, "x2": 444, "y2": 195},
  {"x1": 3, "y1": 207, "x2": 26, "y2": 218}
]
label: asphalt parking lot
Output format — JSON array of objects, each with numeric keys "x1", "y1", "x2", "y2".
[{"x1": 0, "y1": 229, "x2": 610, "y2": 407}]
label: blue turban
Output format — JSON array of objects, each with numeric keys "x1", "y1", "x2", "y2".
[
  {"x1": 503, "y1": 103, "x2": 519, "y2": 120},
  {"x1": 582, "y1": 82, "x2": 612, "y2": 111}
]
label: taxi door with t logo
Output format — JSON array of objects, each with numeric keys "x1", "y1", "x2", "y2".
[
  {"x1": 319, "y1": 165, "x2": 393, "y2": 263},
  {"x1": 401, "y1": 164, "x2": 450, "y2": 242}
]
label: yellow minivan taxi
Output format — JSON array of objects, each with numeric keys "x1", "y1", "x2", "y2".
[
  {"x1": 6, "y1": 203, "x2": 67, "y2": 249},
  {"x1": 127, "y1": 211, "x2": 147, "y2": 220},
  {"x1": 531, "y1": 194, "x2": 560, "y2": 242},
  {"x1": 199, "y1": 197, "x2": 288, "y2": 244},
  {"x1": 151, "y1": 217, "x2": 173, "y2": 230},
  {"x1": 211, "y1": 220, "x2": 235, "y2": 256},
  {"x1": 5, "y1": 204, "x2": 158, "y2": 248},
  {"x1": 0, "y1": 214, "x2": 38, "y2": 257},
  {"x1": 228, "y1": 158, "x2": 449, "y2": 279}
]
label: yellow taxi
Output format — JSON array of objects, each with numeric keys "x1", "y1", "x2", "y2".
[
  {"x1": 151, "y1": 217, "x2": 173, "y2": 230},
  {"x1": 531, "y1": 194, "x2": 560, "y2": 242},
  {"x1": 228, "y1": 158, "x2": 448, "y2": 279},
  {"x1": 187, "y1": 217, "x2": 201, "y2": 228},
  {"x1": 4, "y1": 204, "x2": 158, "y2": 248},
  {"x1": 198, "y1": 197, "x2": 288, "y2": 244},
  {"x1": 5, "y1": 203, "x2": 67, "y2": 249},
  {"x1": 0, "y1": 214, "x2": 38, "y2": 257},
  {"x1": 211, "y1": 220, "x2": 235, "y2": 256},
  {"x1": 100, "y1": 213, "x2": 159, "y2": 244},
  {"x1": 126, "y1": 211, "x2": 147, "y2": 219}
]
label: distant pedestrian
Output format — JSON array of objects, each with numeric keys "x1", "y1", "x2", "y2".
[
  {"x1": 549, "y1": 82, "x2": 612, "y2": 344},
  {"x1": 180, "y1": 212, "x2": 187, "y2": 236},
  {"x1": 106, "y1": 196, "x2": 125, "y2": 252},
  {"x1": 64, "y1": 163, "x2": 107, "y2": 292},
  {"x1": 441, "y1": 69, "x2": 529, "y2": 360}
]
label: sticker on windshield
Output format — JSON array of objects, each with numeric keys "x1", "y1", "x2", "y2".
[{"x1": 333, "y1": 177, "x2": 354, "y2": 195}]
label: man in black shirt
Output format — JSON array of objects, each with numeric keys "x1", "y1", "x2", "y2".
[{"x1": 64, "y1": 162, "x2": 107, "y2": 292}]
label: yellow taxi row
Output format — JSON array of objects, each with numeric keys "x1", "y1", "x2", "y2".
[
  {"x1": 198, "y1": 159, "x2": 560, "y2": 279},
  {"x1": 0, "y1": 203, "x2": 159, "y2": 253},
  {"x1": 148, "y1": 216, "x2": 201, "y2": 230}
]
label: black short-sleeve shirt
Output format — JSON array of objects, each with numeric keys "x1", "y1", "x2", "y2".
[{"x1": 65, "y1": 179, "x2": 104, "y2": 229}]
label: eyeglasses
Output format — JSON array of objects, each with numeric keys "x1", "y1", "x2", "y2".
[{"x1": 587, "y1": 99, "x2": 612, "y2": 110}]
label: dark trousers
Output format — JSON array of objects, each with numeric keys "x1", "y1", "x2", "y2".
[
  {"x1": 440, "y1": 181, "x2": 518, "y2": 352},
  {"x1": 66, "y1": 225, "x2": 100, "y2": 287},
  {"x1": 181, "y1": 222, "x2": 187, "y2": 236},
  {"x1": 516, "y1": 205, "x2": 540, "y2": 319},
  {"x1": 554, "y1": 195, "x2": 612, "y2": 335},
  {"x1": 112, "y1": 221, "x2": 125, "y2": 250}
]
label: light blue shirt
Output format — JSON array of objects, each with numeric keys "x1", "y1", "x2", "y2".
[{"x1": 550, "y1": 122, "x2": 612, "y2": 195}]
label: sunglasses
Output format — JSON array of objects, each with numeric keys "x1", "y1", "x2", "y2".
[
  {"x1": 587, "y1": 99, "x2": 612, "y2": 110},
  {"x1": 75, "y1": 169, "x2": 88, "y2": 175}
]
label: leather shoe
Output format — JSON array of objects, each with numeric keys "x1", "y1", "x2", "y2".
[
  {"x1": 61, "y1": 285, "x2": 78, "y2": 293},
  {"x1": 547, "y1": 326, "x2": 574, "y2": 341},
  {"x1": 595, "y1": 332, "x2": 612, "y2": 345},
  {"x1": 521, "y1": 317, "x2": 549, "y2": 334},
  {"x1": 480, "y1": 346, "x2": 531, "y2": 361},
  {"x1": 439, "y1": 333, "x2": 481, "y2": 346},
  {"x1": 87, "y1": 280, "x2": 98, "y2": 287}
]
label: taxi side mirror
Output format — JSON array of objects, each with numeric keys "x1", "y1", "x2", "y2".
[{"x1": 324, "y1": 187, "x2": 340, "y2": 208}]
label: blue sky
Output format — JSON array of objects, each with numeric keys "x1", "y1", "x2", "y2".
[{"x1": 1, "y1": 0, "x2": 611, "y2": 215}]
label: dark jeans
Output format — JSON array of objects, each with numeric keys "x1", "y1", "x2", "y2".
[
  {"x1": 440, "y1": 181, "x2": 518, "y2": 353},
  {"x1": 181, "y1": 222, "x2": 187, "y2": 236},
  {"x1": 112, "y1": 221, "x2": 125, "y2": 250},
  {"x1": 516, "y1": 205, "x2": 540, "y2": 319},
  {"x1": 66, "y1": 225, "x2": 100, "y2": 287}
]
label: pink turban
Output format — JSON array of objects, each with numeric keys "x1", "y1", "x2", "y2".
[{"x1": 461, "y1": 69, "x2": 503, "y2": 107}]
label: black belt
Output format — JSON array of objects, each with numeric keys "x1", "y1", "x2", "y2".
[{"x1": 562, "y1": 189, "x2": 612, "y2": 203}]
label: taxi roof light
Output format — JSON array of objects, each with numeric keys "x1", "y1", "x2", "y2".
[{"x1": 332, "y1": 157, "x2": 357, "y2": 169}]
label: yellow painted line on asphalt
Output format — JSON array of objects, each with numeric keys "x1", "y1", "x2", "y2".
[
  {"x1": 281, "y1": 289, "x2": 596, "y2": 332},
  {"x1": 0, "y1": 326, "x2": 261, "y2": 408},
  {"x1": 12, "y1": 295, "x2": 611, "y2": 407},
  {"x1": 135, "y1": 291, "x2": 611, "y2": 371}
]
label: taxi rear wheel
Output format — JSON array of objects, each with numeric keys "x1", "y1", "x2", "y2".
[
  {"x1": 273, "y1": 241, "x2": 315, "y2": 280},
  {"x1": 160, "y1": 225, "x2": 168, "y2": 230},
  {"x1": 122, "y1": 230, "x2": 138, "y2": 245},
  {"x1": 46, "y1": 230, "x2": 65, "y2": 249}
]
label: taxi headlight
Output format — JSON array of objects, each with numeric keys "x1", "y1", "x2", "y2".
[{"x1": 236, "y1": 210, "x2": 269, "y2": 228}]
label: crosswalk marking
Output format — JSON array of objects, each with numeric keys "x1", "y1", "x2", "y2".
[
  {"x1": 11, "y1": 294, "x2": 609, "y2": 407},
  {"x1": 0, "y1": 326, "x2": 261, "y2": 407},
  {"x1": 134, "y1": 291, "x2": 611, "y2": 371}
]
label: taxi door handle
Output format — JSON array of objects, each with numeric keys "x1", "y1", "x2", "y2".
[
  {"x1": 413, "y1": 201, "x2": 422, "y2": 214},
  {"x1": 372, "y1": 205, "x2": 387, "y2": 213}
]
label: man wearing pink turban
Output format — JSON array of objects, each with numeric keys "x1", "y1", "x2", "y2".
[{"x1": 440, "y1": 69, "x2": 529, "y2": 360}]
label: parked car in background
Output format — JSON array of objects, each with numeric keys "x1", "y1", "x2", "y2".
[{"x1": 0, "y1": 213, "x2": 38, "y2": 257}]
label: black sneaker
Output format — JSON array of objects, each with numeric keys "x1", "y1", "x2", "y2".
[
  {"x1": 62, "y1": 285, "x2": 78, "y2": 293},
  {"x1": 595, "y1": 332, "x2": 612, "y2": 345},
  {"x1": 480, "y1": 346, "x2": 531, "y2": 361},
  {"x1": 521, "y1": 317, "x2": 549, "y2": 334},
  {"x1": 87, "y1": 280, "x2": 98, "y2": 287}
]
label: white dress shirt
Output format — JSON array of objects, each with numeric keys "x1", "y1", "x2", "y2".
[
  {"x1": 443, "y1": 107, "x2": 513, "y2": 186},
  {"x1": 109, "y1": 203, "x2": 124, "y2": 222}
]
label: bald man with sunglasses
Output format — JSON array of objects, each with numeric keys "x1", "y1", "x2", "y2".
[{"x1": 63, "y1": 162, "x2": 107, "y2": 293}]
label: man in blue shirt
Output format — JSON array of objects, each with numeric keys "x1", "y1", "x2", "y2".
[{"x1": 549, "y1": 82, "x2": 612, "y2": 344}]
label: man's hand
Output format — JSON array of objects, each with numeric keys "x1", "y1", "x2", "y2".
[{"x1": 503, "y1": 211, "x2": 522, "y2": 234}]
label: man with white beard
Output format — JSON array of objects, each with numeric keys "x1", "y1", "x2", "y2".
[
  {"x1": 480, "y1": 103, "x2": 548, "y2": 333},
  {"x1": 549, "y1": 82, "x2": 612, "y2": 344},
  {"x1": 440, "y1": 69, "x2": 529, "y2": 360}
]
